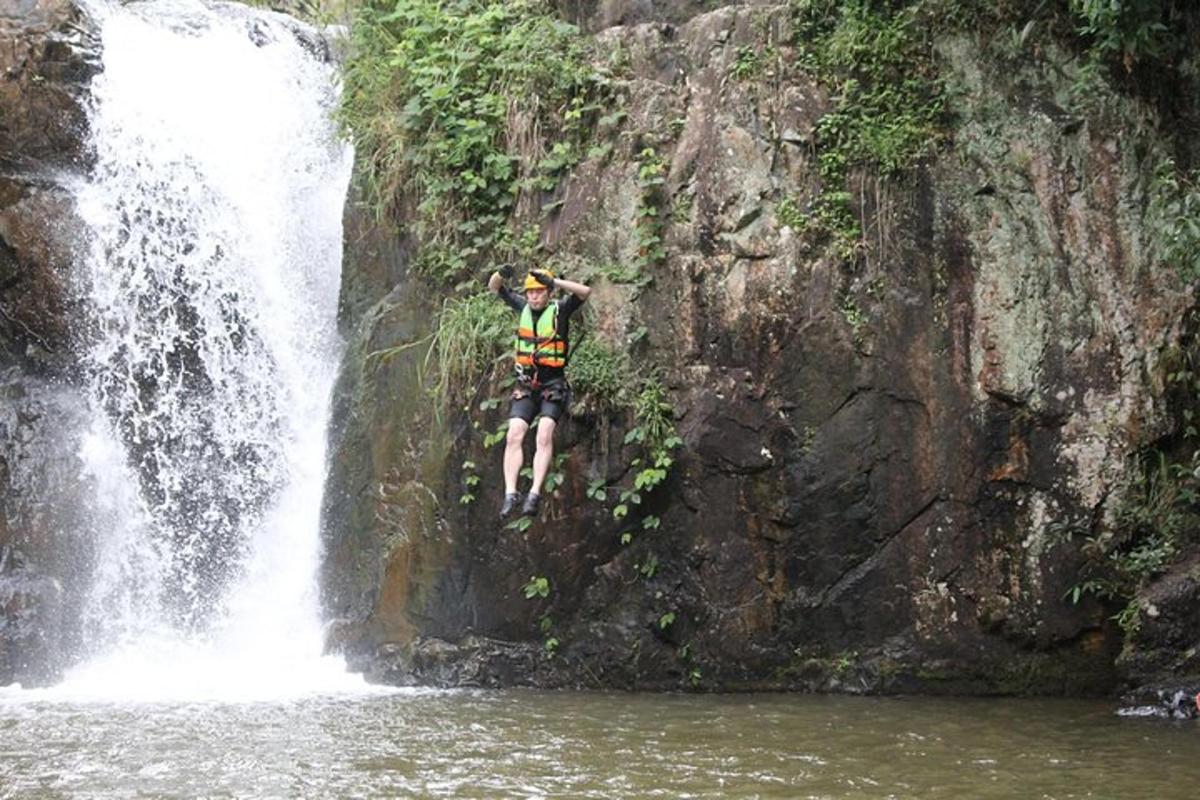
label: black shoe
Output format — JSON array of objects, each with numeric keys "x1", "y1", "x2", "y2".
[
  {"x1": 521, "y1": 493, "x2": 541, "y2": 517},
  {"x1": 499, "y1": 493, "x2": 521, "y2": 519}
]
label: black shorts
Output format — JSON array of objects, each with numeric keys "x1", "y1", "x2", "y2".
[{"x1": 509, "y1": 382, "x2": 570, "y2": 424}]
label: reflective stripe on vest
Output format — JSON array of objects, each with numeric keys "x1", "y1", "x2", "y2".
[{"x1": 515, "y1": 302, "x2": 566, "y2": 369}]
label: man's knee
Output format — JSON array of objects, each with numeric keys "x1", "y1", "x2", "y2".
[
  {"x1": 535, "y1": 420, "x2": 556, "y2": 450},
  {"x1": 506, "y1": 420, "x2": 528, "y2": 447}
]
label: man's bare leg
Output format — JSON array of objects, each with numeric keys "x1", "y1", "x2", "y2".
[
  {"x1": 503, "y1": 418, "x2": 529, "y2": 495},
  {"x1": 528, "y1": 416, "x2": 557, "y2": 499}
]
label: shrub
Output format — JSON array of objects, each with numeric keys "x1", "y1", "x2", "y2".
[
  {"x1": 340, "y1": 0, "x2": 601, "y2": 283},
  {"x1": 567, "y1": 339, "x2": 632, "y2": 411}
]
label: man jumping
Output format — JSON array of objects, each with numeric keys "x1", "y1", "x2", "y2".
[{"x1": 487, "y1": 265, "x2": 591, "y2": 518}]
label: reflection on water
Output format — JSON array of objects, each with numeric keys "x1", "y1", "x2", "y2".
[{"x1": 1, "y1": 691, "x2": 1198, "y2": 798}]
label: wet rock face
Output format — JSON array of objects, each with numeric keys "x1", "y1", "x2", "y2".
[
  {"x1": 325, "y1": 4, "x2": 1188, "y2": 692},
  {"x1": 0, "y1": 0, "x2": 100, "y2": 175},
  {"x1": 0, "y1": 0, "x2": 97, "y2": 373},
  {"x1": 0, "y1": 0, "x2": 99, "y2": 685}
]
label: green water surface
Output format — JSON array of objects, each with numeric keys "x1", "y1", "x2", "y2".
[{"x1": 1, "y1": 691, "x2": 1197, "y2": 798}]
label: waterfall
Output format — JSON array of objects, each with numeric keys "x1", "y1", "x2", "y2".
[{"x1": 47, "y1": 0, "x2": 369, "y2": 701}]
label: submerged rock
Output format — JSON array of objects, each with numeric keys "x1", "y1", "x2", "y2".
[{"x1": 1118, "y1": 687, "x2": 1200, "y2": 720}]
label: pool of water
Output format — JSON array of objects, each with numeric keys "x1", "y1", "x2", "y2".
[{"x1": 2, "y1": 690, "x2": 1198, "y2": 798}]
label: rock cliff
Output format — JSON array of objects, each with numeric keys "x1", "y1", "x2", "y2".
[{"x1": 323, "y1": 1, "x2": 1200, "y2": 694}]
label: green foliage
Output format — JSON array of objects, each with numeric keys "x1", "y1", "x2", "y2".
[
  {"x1": 570, "y1": 350, "x2": 681, "y2": 549},
  {"x1": 833, "y1": 650, "x2": 858, "y2": 676},
  {"x1": 633, "y1": 148, "x2": 668, "y2": 275},
  {"x1": 367, "y1": 289, "x2": 510, "y2": 415},
  {"x1": 1148, "y1": 158, "x2": 1200, "y2": 284},
  {"x1": 460, "y1": 459, "x2": 480, "y2": 505},
  {"x1": 538, "y1": 614, "x2": 560, "y2": 654},
  {"x1": 658, "y1": 611, "x2": 676, "y2": 629},
  {"x1": 507, "y1": 515, "x2": 534, "y2": 533},
  {"x1": 340, "y1": 0, "x2": 601, "y2": 283},
  {"x1": 523, "y1": 575, "x2": 551, "y2": 599},
  {"x1": 790, "y1": 0, "x2": 945, "y2": 255},
  {"x1": 426, "y1": 291, "x2": 512, "y2": 407},
  {"x1": 730, "y1": 45, "x2": 768, "y2": 81},
  {"x1": 482, "y1": 419, "x2": 510, "y2": 448},
  {"x1": 1070, "y1": 0, "x2": 1168, "y2": 63},
  {"x1": 637, "y1": 553, "x2": 660, "y2": 579},
  {"x1": 586, "y1": 479, "x2": 608, "y2": 502},
  {"x1": 1068, "y1": 450, "x2": 1200, "y2": 634},
  {"x1": 567, "y1": 339, "x2": 633, "y2": 411},
  {"x1": 593, "y1": 377, "x2": 683, "y2": 543},
  {"x1": 838, "y1": 290, "x2": 869, "y2": 344},
  {"x1": 543, "y1": 453, "x2": 569, "y2": 494},
  {"x1": 775, "y1": 195, "x2": 808, "y2": 231}
]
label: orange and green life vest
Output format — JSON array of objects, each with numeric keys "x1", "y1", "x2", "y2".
[{"x1": 515, "y1": 302, "x2": 566, "y2": 369}]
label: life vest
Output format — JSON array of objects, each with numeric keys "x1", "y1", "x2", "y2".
[{"x1": 515, "y1": 302, "x2": 566, "y2": 370}]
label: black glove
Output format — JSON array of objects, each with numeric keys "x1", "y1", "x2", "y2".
[
  {"x1": 529, "y1": 269, "x2": 554, "y2": 287},
  {"x1": 495, "y1": 263, "x2": 515, "y2": 280}
]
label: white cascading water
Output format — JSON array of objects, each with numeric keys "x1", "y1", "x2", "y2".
[{"x1": 38, "y1": 0, "x2": 374, "y2": 702}]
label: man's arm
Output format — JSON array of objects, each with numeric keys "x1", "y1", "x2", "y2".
[
  {"x1": 555, "y1": 276, "x2": 591, "y2": 301},
  {"x1": 489, "y1": 265, "x2": 525, "y2": 311}
]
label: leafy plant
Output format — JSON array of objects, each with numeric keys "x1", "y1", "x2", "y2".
[
  {"x1": 523, "y1": 575, "x2": 551, "y2": 599},
  {"x1": 507, "y1": 515, "x2": 534, "y2": 533},
  {"x1": 1148, "y1": 158, "x2": 1200, "y2": 284},
  {"x1": 568, "y1": 339, "x2": 633, "y2": 410},
  {"x1": 730, "y1": 45, "x2": 765, "y2": 81},
  {"x1": 633, "y1": 147, "x2": 668, "y2": 274},
  {"x1": 1068, "y1": 449, "x2": 1200, "y2": 635},
  {"x1": 483, "y1": 419, "x2": 511, "y2": 449},
  {"x1": 340, "y1": 0, "x2": 602, "y2": 284},
  {"x1": 638, "y1": 553, "x2": 660, "y2": 579},
  {"x1": 790, "y1": 0, "x2": 945, "y2": 255},
  {"x1": 460, "y1": 459, "x2": 480, "y2": 505},
  {"x1": 372, "y1": 290, "x2": 511, "y2": 414},
  {"x1": 543, "y1": 453, "x2": 569, "y2": 493},
  {"x1": 586, "y1": 478, "x2": 608, "y2": 502},
  {"x1": 1070, "y1": 0, "x2": 1168, "y2": 65},
  {"x1": 775, "y1": 195, "x2": 808, "y2": 231}
]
